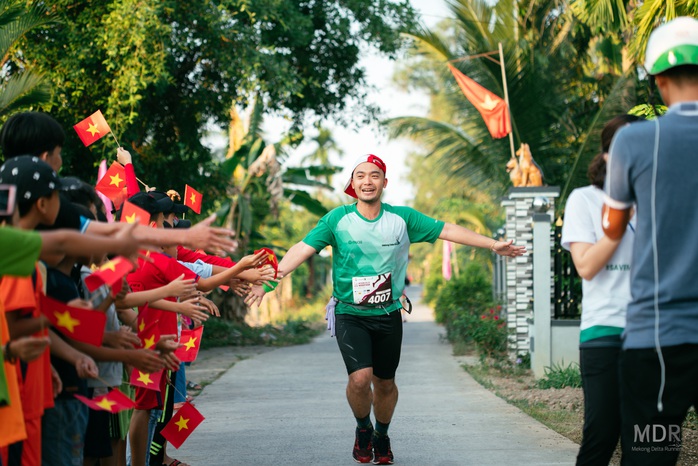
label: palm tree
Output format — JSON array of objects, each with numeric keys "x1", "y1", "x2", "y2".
[
  {"x1": 0, "y1": 0, "x2": 55, "y2": 117},
  {"x1": 301, "y1": 123, "x2": 344, "y2": 185},
  {"x1": 388, "y1": 0, "x2": 643, "y2": 207}
]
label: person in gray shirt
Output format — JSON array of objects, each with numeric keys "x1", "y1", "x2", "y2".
[{"x1": 603, "y1": 16, "x2": 698, "y2": 465}]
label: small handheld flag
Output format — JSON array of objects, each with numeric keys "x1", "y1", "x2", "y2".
[
  {"x1": 254, "y1": 247, "x2": 279, "y2": 278},
  {"x1": 174, "y1": 326, "x2": 203, "y2": 363},
  {"x1": 74, "y1": 388, "x2": 135, "y2": 413},
  {"x1": 161, "y1": 401, "x2": 205, "y2": 448},
  {"x1": 120, "y1": 200, "x2": 150, "y2": 226},
  {"x1": 137, "y1": 319, "x2": 160, "y2": 350},
  {"x1": 129, "y1": 368, "x2": 163, "y2": 391},
  {"x1": 39, "y1": 294, "x2": 106, "y2": 346},
  {"x1": 95, "y1": 161, "x2": 128, "y2": 209},
  {"x1": 74, "y1": 110, "x2": 112, "y2": 147},
  {"x1": 183, "y1": 184, "x2": 202, "y2": 214},
  {"x1": 84, "y1": 256, "x2": 134, "y2": 292}
]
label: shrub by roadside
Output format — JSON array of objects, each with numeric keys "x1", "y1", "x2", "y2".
[{"x1": 201, "y1": 289, "x2": 329, "y2": 348}]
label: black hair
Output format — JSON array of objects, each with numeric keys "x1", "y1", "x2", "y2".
[
  {"x1": 0, "y1": 112, "x2": 66, "y2": 158},
  {"x1": 587, "y1": 114, "x2": 643, "y2": 189},
  {"x1": 17, "y1": 190, "x2": 57, "y2": 218},
  {"x1": 658, "y1": 64, "x2": 698, "y2": 85}
]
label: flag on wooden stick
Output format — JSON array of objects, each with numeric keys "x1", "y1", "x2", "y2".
[
  {"x1": 74, "y1": 388, "x2": 135, "y2": 413},
  {"x1": 183, "y1": 184, "x2": 202, "y2": 214},
  {"x1": 448, "y1": 64, "x2": 511, "y2": 139},
  {"x1": 175, "y1": 326, "x2": 203, "y2": 363},
  {"x1": 95, "y1": 161, "x2": 128, "y2": 208},
  {"x1": 39, "y1": 294, "x2": 106, "y2": 346},
  {"x1": 74, "y1": 110, "x2": 112, "y2": 147},
  {"x1": 84, "y1": 256, "x2": 134, "y2": 292},
  {"x1": 129, "y1": 368, "x2": 163, "y2": 391},
  {"x1": 161, "y1": 401, "x2": 205, "y2": 448}
]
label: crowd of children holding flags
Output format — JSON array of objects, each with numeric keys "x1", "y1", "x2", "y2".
[{"x1": 0, "y1": 110, "x2": 280, "y2": 466}]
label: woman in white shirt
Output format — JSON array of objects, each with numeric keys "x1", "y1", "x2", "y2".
[{"x1": 561, "y1": 114, "x2": 641, "y2": 466}]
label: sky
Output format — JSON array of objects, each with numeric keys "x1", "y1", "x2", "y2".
[{"x1": 262, "y1": 0, "x2": 452, "y2": 206}]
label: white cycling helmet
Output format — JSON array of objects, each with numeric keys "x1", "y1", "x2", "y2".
[{"x1": 644, "y1": 16, "x2": 698, "y2": 75}]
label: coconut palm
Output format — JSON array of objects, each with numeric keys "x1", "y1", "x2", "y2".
[
  {"x1": 388, "y1": 0, "x2": 644, "y2": 206},
  {"x1": 0, "y1": 0, "x2": 55, "y2": 117}
]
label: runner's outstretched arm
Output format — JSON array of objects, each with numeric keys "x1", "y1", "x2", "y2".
[
  {"x1": 244, "y1": 242, "x2": 316, "y2": 306},
  {"x1": 439, "y1": 223, "x2": 526, "y2": 257}
]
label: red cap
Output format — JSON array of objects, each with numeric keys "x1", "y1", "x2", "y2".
[{"x1": 343, "y1": 154, "x2": 387, "y2": 198}]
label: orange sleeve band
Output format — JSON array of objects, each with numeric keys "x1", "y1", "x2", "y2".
[{"x1": 602, "y1": 204, "x2": 631, "y2": 240}]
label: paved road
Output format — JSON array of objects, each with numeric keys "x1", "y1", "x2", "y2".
[{"x1": 178, "y1": 288, "x2": 578, "y2": 465}]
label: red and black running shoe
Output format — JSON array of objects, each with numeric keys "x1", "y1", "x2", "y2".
[
  {"x1": 372, "y1": 433, "x2": 394, "y2": 465},
  {"x1": 353, "y1": 426, "x2": 374, "y2": 463}
]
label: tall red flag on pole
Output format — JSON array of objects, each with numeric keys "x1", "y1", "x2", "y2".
[
  {"x1": 447, "y1": 64, "x2": 511, "y2": 139},
  {"x1": 74, "y1": 110, "x2": 112, "y2": 147},
  {"x1": 183, "y1": 184, "x2": 202, "y2": 214}
]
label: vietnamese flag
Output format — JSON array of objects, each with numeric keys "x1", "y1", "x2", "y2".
[
  {"x1": 84, "y1": 256, "x2": 134, "y2": 292},
  {"x1": 161, "y1": 401, "x2": 205, "y2": 449},
  {"x1": 183, "y1": 184, "x2": 202, "y2": 214},
  {"x1": 254, "y1": 247, "x2": 279, "y2": 278},
  {"x1": 129, "y1": 368, "x2": 163, "y2": 392},
  {"x1": 174, "y1": 326, "x2": 203, "y2": 363},
  {"x1": 448, "y1": 64, "x2": 511, "y2": 139},
  {"x1": 95, "y1": 161, "x2": 128, "y2": 208},
  {"x1": 137, "y1": 319, "x2": 160, "y2": 350},
  {"x1": 39, "y1": 294, "x2": 106, "y2": 346},
  {"x1": 74, "y1": 388, "x2": 135, "y2": 413},
  {"x1": 74, "y1": 110, "x2": 112, "y2": 147},
  {"x1": 120, "y1": 200, "x2": 150, "y2": 226}
]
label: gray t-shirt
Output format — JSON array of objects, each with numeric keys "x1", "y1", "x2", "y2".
[
  {"x1": 80, "y1": 266, "x2": 123, "y2": 387},
  {"x1": 605, "y1": 101, "x2": 698, "y2": 349}
]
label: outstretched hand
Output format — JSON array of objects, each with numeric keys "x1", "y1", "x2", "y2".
[{"x1": 492, "y1": 239, "x2": 526, "y2": 257}]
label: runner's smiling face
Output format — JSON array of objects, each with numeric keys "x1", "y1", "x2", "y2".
[{"x1": 351, "y1": 162, "x2": 387, "y2": 203}]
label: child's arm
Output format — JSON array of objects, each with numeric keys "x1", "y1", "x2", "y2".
[
  {"x1": 117, "y1": 275, "x2": 196, "y2": 308},
  {"x1": 195, "y1": 251, "x2": 267, "y2": 292},
  {"x1": 148, "y1": 297, "x2": 210, "y2": 323},
  {"x1": 5, "y1": 310, "x2": 48, "y2": 340}
]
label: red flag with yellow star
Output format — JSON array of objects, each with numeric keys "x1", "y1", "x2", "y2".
[
  {"x1": 84, "y1": 256, "x2": 134, "y2": 292},
  {"x1": 74, "y1": 388, "x2": 135, "y2": 413},
  {"x1": 74, "y1": 110, "x2": 112, "y2": 147},
  {"x1": 137, "y1": 319, "x2": 160, "y2": 350},
  {"x1": 120, "y1": 200, "x2": 150, "y2": 226},
  {"x1": 183, "y1": 184, "x2": 202, "y2": 214},
  {"x1": 448, "y1": 64, "x2": 511, "y2": 139},
  {"x1": 95, "y1": 161, "x2": 128, "y2": 208},
  {"x1": 254, "y1": 247, "x2": 279, "y2": 278},
  {"x1": 161, "y1": 401, "x2": 205, "y2": 448},
  {"x1": 174, "y1": 326, "x2": 203, "y2": 363},
  {"x1": 129, "y1": 367, "x2": 163, "y2": 392},
  {"x1": 39, "y1": 294, "x2": 106, "y2": 346}
]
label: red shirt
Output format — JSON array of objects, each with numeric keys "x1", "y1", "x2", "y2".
[{"x1": 127, "y1": 253, "x2": 198, "y2": 337}]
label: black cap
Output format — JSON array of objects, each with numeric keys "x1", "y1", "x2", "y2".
[
  {"x1": 163, "y1": 218, "x2": 191, "y2": 229},
  {"x1": 0, "y1": 155, "x2": 61, "y2": 205},
  {"x1": 127, "y1": 191, "x2": 174, "y2": 215},
  {"x1": 150, "y1": 190, "x2": 190, "y2": 214}
]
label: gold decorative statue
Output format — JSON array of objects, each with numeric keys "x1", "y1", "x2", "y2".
[{"x1": 507, "y1": 143, "x2": 543, "y2": 187}]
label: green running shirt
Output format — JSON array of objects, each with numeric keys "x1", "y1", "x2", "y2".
[{"x1": 302, "y1": 203, "x2": 444, "y2": 316}]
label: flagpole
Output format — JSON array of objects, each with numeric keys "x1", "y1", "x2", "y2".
[{"x1": 498, "y1": 42, "x2": 516, "y2": 161}]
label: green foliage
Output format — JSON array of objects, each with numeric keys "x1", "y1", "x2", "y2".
[
  {"x1": 0, "y1": 0, "x2": 55, "y2": 117},
  {"x1": 432, "y1": 262, "x2": 507, "y2": 360},
  {"x1": 201, "y1": 317, "x2": 322, "y2": 349},
  {"x1": 17, "y1": 0, "x2": 417, "y2": 194},
  {"x1": 535, "y1": 361, "x2": 582, "y2": 389}
]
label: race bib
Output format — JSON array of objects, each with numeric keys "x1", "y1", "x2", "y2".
[{"x1": 352, "y1": 273, "x2": 393, "y2": 306}]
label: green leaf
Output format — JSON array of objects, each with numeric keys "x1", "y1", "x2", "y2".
[{"x1": 283, "y1": 189, "x2": 328, "y2": 217}]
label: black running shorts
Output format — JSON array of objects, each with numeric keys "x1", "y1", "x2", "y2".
[{"x1": 335, "y1": 310, "x2": 403, "y2": 379}]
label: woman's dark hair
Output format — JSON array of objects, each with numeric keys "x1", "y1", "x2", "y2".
[
  {"x1": 587, "y1": 114, "x2": 643, "y2": 189},
  {"x1": 0, "y1": 112, "x2": 65, "y2": 158}
]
